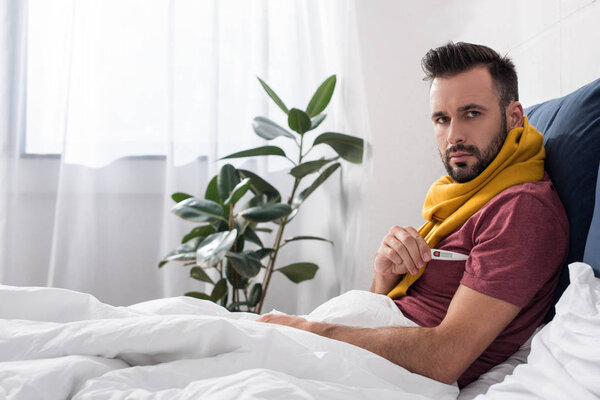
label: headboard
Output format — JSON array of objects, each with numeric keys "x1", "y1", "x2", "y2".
[{"x1": 525, "y1": 78, "x2": 600, "y2": 321}]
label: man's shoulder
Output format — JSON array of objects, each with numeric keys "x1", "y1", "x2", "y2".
[
  {"x1": 467, "y1": 172, "x2": 569, "y2": 239},
  {"x1": 492, "y1": 172, "x2": 555, "y2": 198},
  {"x1": 483, "y1": 173, "x2": 565, "y2": 217}
]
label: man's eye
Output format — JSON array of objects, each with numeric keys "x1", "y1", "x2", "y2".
[
  {"x1": 466, "y1": 111, "x2": 480, "y2": 118},
  {"x1": 436, "y1": 116, "x2": 448, "y2": 124}
]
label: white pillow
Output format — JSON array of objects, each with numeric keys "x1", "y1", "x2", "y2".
[
  {"x1": 457, "y1": 326, "x2": 541, "y2": 400},
  {"x1": 476, "y1": 262, "x2": 600, "y2": 400}
]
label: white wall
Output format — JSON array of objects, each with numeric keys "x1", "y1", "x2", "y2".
[{"x1": 351, "y1": 0, "x2": 600, "y2": 289}]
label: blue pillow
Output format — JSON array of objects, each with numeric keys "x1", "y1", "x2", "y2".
[
  {"x1": 525, "y1": 78, "x2": 600, "y2": 321},
  {"x1": 583, "y1": 164, "x2": 600, "y2": 275}
]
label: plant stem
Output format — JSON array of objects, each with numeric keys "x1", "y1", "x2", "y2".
[
  {"x1": 229, "y1": 203, "x2": 238, "y2": 307},
  {"x1": 257, "y1": 135, "x2": 305, "y2": 314},
  {"x1": 242, "y1": 288, "x2": 249, "y2": 312},
  {"x1": 257, "y1": 216, "x2": 287, "y2": 313}
]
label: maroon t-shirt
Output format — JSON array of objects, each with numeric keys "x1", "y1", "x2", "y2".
[{"x1": 394, "y1": 174, "x2": 569, "y2": 387}]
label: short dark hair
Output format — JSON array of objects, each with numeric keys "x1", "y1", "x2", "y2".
[{"x1": 421, "y1": 42, "x2": 518, "y2": 109}]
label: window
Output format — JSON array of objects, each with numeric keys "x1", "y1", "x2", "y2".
[{"x1": 24, "y1": 0, "x2": 273, "y2": 167}]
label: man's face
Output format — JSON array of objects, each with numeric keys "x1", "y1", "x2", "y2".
[{"x1": 429, "y1": 67, "x2": 508, "y2": 183}]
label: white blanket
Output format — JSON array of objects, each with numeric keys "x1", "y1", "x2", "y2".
[{"x1": 0, "y1": 287, "x2": 459, "y2": 399}]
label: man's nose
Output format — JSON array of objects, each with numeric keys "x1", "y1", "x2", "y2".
[{"x1": 446, "y1": 120, "x2": 466, "y2": 145}]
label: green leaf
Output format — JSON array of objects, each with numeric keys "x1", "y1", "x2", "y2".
[
  {"x1": 257, "y1": 77, "x2": 289, "y2": 115},
  {"x1": 196, "y1": 229, "x2": 238, "y2": 268},
  {"x1": 185, "y1": 291, "x2": 212, "y2": 301},
  {"x1": 288, "y1": 108, "x2": 312, "y2": 135},
  {"x1": 211, "y1": 278, "x2": 228, "y2": 302},
  {"x1": 311, "y1": 114, "x2": 327, "y2": 130},
  {"x1": 239, "y1": 203, "x2": 292, "y2": 223},
  {"x1": 313, "y1": 132, "x2": 364, "y2": 164},
  {"x1": 226, "y1": 250, "x2": 262, "y2": 278},
  {"x1": 234, "y1": 229, "x2": 245, "y2": 251},
  {"x1": 241, "y1": 193, "x2": 270, "y2": 211},
  {"x1": 226, "y1": 260, "x2": 249, "y2": 289},
  {"x1": 306, "y1": 75, "x2": 336, "y2": 117},
  {"x1": 205, "y1": 175, "x2": 222, "y2": 204},
  {"x1": 190, "y1": 266, "x2": 214, "y2": 284},
  {"x1": 253, "y1": 116, "x2": 295, "y2": 140},
  {"x1": 289, "y1": 158, "x2": 336, "y2": 179},
  {"x1": 160, "y1": 237, "x2": 202, "y2": 263},
  {"x1": 158, "y1": 260, "x2": 168, "y2": 268},
  {"x1": 221, "y1": 146, "x2": 287, "y2": 161},
  {"x1": 218, "y1": 164, "x2": 240, "y2": 202},
  {"x1": 283, "y1": 236, "x2": 333, "y2": 246},
  {"x1": 243, "y1": 226, "x2": 264, "y2": 248},
  {"x1": 238, "y1": 169, "x2": 281, "y2": 203},
  {"x1": 224, "y1": 177, "x2": 251, "y2": 206},
  {"x1": 171, "y1": 197, "x2": 224, "y2": 223},
  {"x1": 172, "y1": 192, "x2": 193, "y2": 203},
  {"x1": 220, "y1": 292, "x2": 228, "y2": 307},
  {"x1": 255, "y1": 248, "x2": 275, "y2": 260},
  {"x1": 277, "y1": 263, "x2": 319, "y2": 283},
  {"x1": 181, "y1": 237, "x2": 203, "y2": 251},
  {"x1": 272, "y1": 198, "x2": 300, "y2": 225},
  {"x1": 211, "y1": 219, "x2": 230, "y2": 233},
  {"x1": 234, "y1": 214, "x2": 249, "y2": 230},
  {"x1": 248, "y1": 283, "x2": 263, "y2": 307},
  {"x1": 182, "y1": 225, "x2": 216, "y2": 244},
  {"x1": 298, "y1": 162, "x2": 341, "y2": 201}
]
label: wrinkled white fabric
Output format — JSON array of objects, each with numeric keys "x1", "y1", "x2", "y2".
[
  {"x1": 0, "y1": 287, "x2": 458, "y2": 400},
  {"x1": 476, "y1": 262, "x2": 600, "y2": 400},
  {"x1": 458, "y1": 326, "x2": 540, "y2": 400}
]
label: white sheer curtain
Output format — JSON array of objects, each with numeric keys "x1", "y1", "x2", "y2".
[{"x1": 0, "y1": 0, "x2": 371, "y2": 314}]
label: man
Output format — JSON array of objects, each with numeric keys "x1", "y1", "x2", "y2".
[{"x1": 258, "y1": 42, "x2": 569, "y2": 388}]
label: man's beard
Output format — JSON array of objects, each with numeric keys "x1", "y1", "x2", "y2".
[{"x1": 441, "y1": 117, "x2": 508, "y2": 183}]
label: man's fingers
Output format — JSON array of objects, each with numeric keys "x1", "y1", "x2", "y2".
[
  {"x1": 385, "y1": 231, "x2": 418, "y2": 274},
  {"x1": 256, "y1": 314, "x2": 310, "y2": 331},
  {"x1": 376, "y1": 225, "x2": 431, "y2": 277},
  {"x1": 256, "y1": 314, "x2": 271, "y2": 322},
  {"x1": 382, "y1": 237, "x2": 404, "y2": 265},
  {"x1": 388, "y1": 226, "x2": 429, "y2": 274},
  {"x1": 404, "y1": 226, "x2": 431, "y2": 263}
]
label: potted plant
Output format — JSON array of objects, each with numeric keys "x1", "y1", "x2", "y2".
[{"x1": 159, "y1": 75, "x2": 363, "y2": 313}]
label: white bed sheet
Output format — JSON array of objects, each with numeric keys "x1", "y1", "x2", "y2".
[{"x1": 0, "y1": 287, "x2": 459, "y2": 399}]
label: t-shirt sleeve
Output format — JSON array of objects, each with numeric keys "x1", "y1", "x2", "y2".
[{"x1": 460, "y1": 192, "x2": 568, "y2": 308}]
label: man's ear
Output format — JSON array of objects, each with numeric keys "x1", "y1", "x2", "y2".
[{"x1": 506, "y1": 101, "x2": 524, "y2": 130}]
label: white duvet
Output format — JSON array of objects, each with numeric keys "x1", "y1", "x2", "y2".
[
  {"x1": 0, "y1": 287, "x2": 459, "y2": 399},
  {"x1": 3, "y1": 262, "x2": 597, "y2": 400}
]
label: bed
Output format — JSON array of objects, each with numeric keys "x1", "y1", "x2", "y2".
[{"x1": 1, "y1": 78, "x2": 599, "y2": 399}]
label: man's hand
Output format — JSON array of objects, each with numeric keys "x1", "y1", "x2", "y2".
[
  {"x1": 256, "y1": 313, "x2": 311, "y2": 331},
  {"x1": 371, "y1": 226, "x2": 431, "y2": 294}
]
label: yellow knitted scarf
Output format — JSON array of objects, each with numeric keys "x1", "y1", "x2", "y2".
[{"x1": 387, "y1": 116, "x2": 545, "y2": 299}]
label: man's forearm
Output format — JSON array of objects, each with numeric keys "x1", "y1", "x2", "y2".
[
  {"x1": 306, "y1": 321, "x2": 461, "y2": 384},
  {"x1": 260, "y1": 285, "x2": 519, "y2": 386}
]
